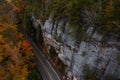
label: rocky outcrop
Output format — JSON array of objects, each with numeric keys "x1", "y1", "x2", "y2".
[{"x1": 32, "y1": 15, "x2": 120, "y2": 80}]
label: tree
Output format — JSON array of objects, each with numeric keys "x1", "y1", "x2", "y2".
[
  {"x1": 83, "y1": 64, "x2": 96, "y2": 80},
  {"x1": 97, "y1": 0, "x2": 120, "y2": 35},
  {"x1": 0, "y1": 1, "x2": 43, "y2": 80}
]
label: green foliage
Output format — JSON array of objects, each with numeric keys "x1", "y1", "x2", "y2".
[
  {"x1": 28, "y1": 69, "x2": 42, "y2": 80},
  {"x1": 50, "y1": 0, "x2": 95, "y2": 23},
  {"x1": 50, "y1": 0, "x2": 81, "y2": 24},
  {"x1": 57, "y1": 63, "x2": 65, "y2": 73},
  {"x1": 23, "y1": 7, "x2": 36, "y2": 38},
  {"x1": 70, "y1": 24, "x2": 87, "y2": 42},
  {"x1": 49, "y1": 0, "x2": 97, "y2": 41},
  {"x1": 1, "y1": 27, "x2": 17, "y2": 43},
  {"x1": 49, "y1": 46, "x2": 57, "y2": 57},
  {"x1": 49, "y1": 0, "x2": 120, "y2": 38},
  {"x1": 83, "y1": 64, "x2": 95, "y2": 80},
  {"x1": 22, "y1": 0, "x2": 120, "y2": 41},
  {"x1": 25, "y1": 0, "x2": 49, "y2": 24},
  {"x1": 81, "y1": 51, "x2": 87, "y2": 57},
  {"x1": 23, "y1": 6, "x2": 31, "y2": 26},
  {"x1": 97, "y1": 0, "x2": 120, "y2": 35}
]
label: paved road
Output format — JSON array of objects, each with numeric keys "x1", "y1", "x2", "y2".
[{"x1": 20, "y1": 30, "x2": 60, "y2": 80}]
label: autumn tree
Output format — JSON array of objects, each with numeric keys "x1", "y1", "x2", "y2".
[
  {"x1": 0, "y1": 24, "x2": 34, "y2": 80},
  {"x1": 0, "y1": 1, "x2": 35, "y2": 80},
  {"x1": 97, "y1": 0, "x2": 120, "y2": 35}
]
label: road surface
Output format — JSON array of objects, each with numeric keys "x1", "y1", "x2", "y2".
[{"x1": 20, "y1": 30, "x2": 60, "y2": 80}]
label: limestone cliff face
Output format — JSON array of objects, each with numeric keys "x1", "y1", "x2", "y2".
[
  {"x1": 32, "y1": 10, "x2": 120, "y2": 79},
  {"x1": 28, "y1": 0, "x2": 120, "y2": 79},
  {"x1": 32, "y1": 14, "x2": 119, "y2": 80}
]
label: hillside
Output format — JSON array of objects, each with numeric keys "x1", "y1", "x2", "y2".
[
  {"x1": 0, "y1": 1, "x2": 42, "y2": 80},
  {"x1": 0, "y1": 0, "x2": 120, "y2": 80}
]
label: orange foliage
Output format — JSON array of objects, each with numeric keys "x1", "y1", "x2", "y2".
[
  {"x1": 8, "y1": 63, "x2": 28, "y2": 80},
  {"x1": 9, "y1": 47, "x2": 21, "y2": 64},
  {"x1": 7, "y1": 0, "x2": 26, "y2": 13},
  {"x1": 104, "y1": 0, "x2": 114, "y2": 17},
  {"x1": 0, "y1": 54, "x2": 3, "y2": 62},
  {"x1": 0, "y1": 1, "x2": 34, "y2": 80},
  {"x1": 6, "y1": 0, "x2": 12, "y2": 3},
  {"x1": 17, "y1": 33, "x2": 23, "y2": 40},
  {"x1": 1, "y1": 22, "x2": 9, "y2": 29},
  {"x1": 0, "y1": 33, "x2": 33, "y2": 80},
  {"x1": 20, "y1": 40, "x2": 32, "y2": 53},
  {"x1": 0, "y1": 35, "x2": 5, "y2": 44}
]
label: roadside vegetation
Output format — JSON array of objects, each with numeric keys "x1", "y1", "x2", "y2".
[{"x1": 0, "y1": 1, "x2": 42, "y2": 80}]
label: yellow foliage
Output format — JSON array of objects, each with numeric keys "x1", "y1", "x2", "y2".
[
  {"x1": 0, "y1": 1, "x2": 35, "y2": 80},
  {"x1": 16, "y1": 33, "x2": 24, "y2": 41},
  {"x1": 6, "y1": 0, "x2": 12, "y2": 3},
  {"x1": 8, "y1": 63, "x2": 28, "y2": 80},
  {"x1": 7, "y1": 0, "x2": 26, "y2": 13},
  {"x1": 13, "y1": 5, "x2": 21, "y2": 12},
  {"x1": 104, "y1": 0, "x2": 114, "y2": 17},
  {"x1": 21, "y1": 65, "x2": 28, "y2": 80},
  {"x1": 10, "y1": 25, "x2": 18, "y2": 30}
]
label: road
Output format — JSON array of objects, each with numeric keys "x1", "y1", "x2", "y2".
[{"x1": 20, "y1": 30, "x2": 60, "y2": 80}]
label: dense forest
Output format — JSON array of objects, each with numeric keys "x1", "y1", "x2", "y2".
[
  {"x1": 0, "y1": 0, "x2": 41, "y2": 80},
  {"x1": 23, "y1": 0, "x2": 120, "y2": 34},
  {"x1": 19, "y1": 0, "x2": 120, "y2": 44}
]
